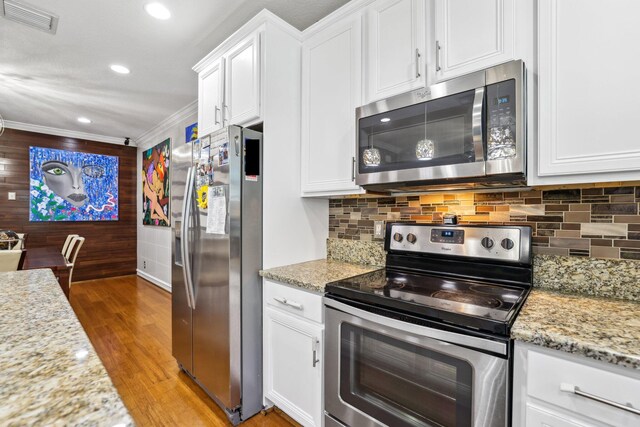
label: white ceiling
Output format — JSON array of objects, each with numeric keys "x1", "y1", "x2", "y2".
[{"x1": 0, "y1": 0, "x2": 348, "y2": 142}]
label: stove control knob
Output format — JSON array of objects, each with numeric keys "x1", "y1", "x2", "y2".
[
  {"x1": 501, "y1": 238, "x2": 515, "y2": 250},
  {"x1": 393, "y1": 232, "x2": 403, "y2": 243},
  {"x1": 481, "y1": 237, "x2": 494, "y2": 249},
  {"x1": 406, "y1": 233, "x2": 417, "y2": 244}
]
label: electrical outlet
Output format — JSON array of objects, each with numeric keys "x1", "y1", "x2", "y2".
[
  {"x1": 374, "y1": 221, "x2": 385, "y2": 239},
  {"x1": 8, "y1": 192, "x2": 16, "y2": 200},
  {"x1": 143, "y1": 260, "x2": 146, "y2": 269}
]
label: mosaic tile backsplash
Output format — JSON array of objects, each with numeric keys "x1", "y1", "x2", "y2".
[{"x1": 328, "y1": 184, "x2": 640, "y2": 260}]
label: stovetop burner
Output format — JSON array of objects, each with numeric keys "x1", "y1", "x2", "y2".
[{"x1": 430, "y1": 290, "x2": 502, "y2": 308}]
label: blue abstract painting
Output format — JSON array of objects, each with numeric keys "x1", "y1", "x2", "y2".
[{"x1": 29, "y1": 146, "x2": 119, "y2": 221}]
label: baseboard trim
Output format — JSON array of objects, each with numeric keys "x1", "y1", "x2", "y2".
[{"x1": 136, "y1": 269, "x2": 172, "y2": 292}]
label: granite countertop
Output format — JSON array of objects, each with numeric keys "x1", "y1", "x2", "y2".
[
  {"x1": 0, "y1": 269, "x2": 133, "y2": 426},
  {"x1": 512, "y1": 289, "x2": 640, "y2": 370},
  {"x1": 260, "y1": 259, "x2": 380, "y2": 292}
]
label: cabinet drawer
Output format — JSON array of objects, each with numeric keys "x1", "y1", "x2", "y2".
[
  {"x1": 264, "y1": 280, "x2": 323, "y2": 323},
  {"x1": 526, "y1": 404, "x2": 592, "y2": 427},
  {"x1": 527, "y1": 350, "x2": 640, "y2": 425}
]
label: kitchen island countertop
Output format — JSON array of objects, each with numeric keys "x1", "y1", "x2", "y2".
[
  {"x1": 512, "y1": 289, "x2": 640, "y2": 370},
  {"x1": 260, "y1": 259, "x2": 380, "y2": 293},
  {"x1": 0, "y1": 269, "x2": 133, "y2": 426}
]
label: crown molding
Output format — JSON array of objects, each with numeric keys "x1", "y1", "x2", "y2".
[
  {"x1": 193, "y1": 9, "x2": 301, "y2": 73},
  {"x1": 4, "y1": 120, "x2": 130, "y2": 146},
  {"x1": 135, "y1": 100, "x2": 198, "y2": 147},
  {"x1": 302, "y1": 0, "x2": 375, "y2": 39}
]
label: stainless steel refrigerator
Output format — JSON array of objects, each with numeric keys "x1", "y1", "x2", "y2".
[{"x1": 171, "y1": 125, "x2": 263, "y2": 425}]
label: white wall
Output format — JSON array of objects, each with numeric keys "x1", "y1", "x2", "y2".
[{"x1": 136, "y1": 102, "x2": 197, "y2": 291}]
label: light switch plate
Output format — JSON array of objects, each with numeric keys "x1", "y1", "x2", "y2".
[
  {"x1": 374, "y1": 221, "x2": 385, "y2": 239},
  {"x1": 8, "y1": 192, "x2": 16, "y2": 201}
]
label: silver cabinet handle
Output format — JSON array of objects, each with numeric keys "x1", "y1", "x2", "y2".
[
  {"x1": 436, "y1": 40, "x2": 442, "y2": 72},
  {"x1": 415, "y1": 48, "x2": 421, "y2": 78},
  {"x1": 273, "y1": 296, "x2": 303, "y2": 310},
  {"x1": 223, "y1": 104, "x2": 229, "y2": 124},
  {"x1": 214, "y1": 105, "x2": 221, "y2": 125},
  {"x1": 560, "y1": 383, "x2": 640, "y2": 416},
  {"x1": 351, "y1": 157, "x2": 356, "y2": 181},
  {"x1": 312, "y1": 337, "x2": 320, "y2": 367}
]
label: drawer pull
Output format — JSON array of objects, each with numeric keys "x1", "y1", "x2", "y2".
[
  {"x1": 273, "y1": 296, "x2": 303, "y2": 310},
  {"x1": 560, "y1": 383, "x2": 640, "y2": 416}
]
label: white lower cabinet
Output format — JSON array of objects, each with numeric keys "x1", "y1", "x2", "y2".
[
  {"x1": 513, "y1": 342, "x2": 640, "y2": 427},
  {"x1": 526, "y1": 404, "x2": 592, "y2": 427},
  {"x1": 263, "y1": 280, "x2": 324, "y2": 427}
]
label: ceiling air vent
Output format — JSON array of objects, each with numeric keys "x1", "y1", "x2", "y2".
[{"x1": 1, "y1": 0, "x2": 58, "y2": 34}]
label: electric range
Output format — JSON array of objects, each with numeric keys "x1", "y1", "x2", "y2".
[{"x1": 324, "y1": 223, "x2": 533, "y2": 427}]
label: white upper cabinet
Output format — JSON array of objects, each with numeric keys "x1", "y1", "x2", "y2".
[
  {"x1": 197, "y1": 32, "x2": 261, "y2": 136},
  {"x1": 535, "y1": 0, "x2": 640, "y2": 182},
  {"x1": 198, "y1": 58, "x2": 224, "y2": 137},
  {"x1": 364, "y1": 0, "x2": 426, "y2": 103},
  {"x1": 224, "y1": 33, "x2": 261, "y2": 126},
  {"x1": 301, "y1": 15, "x2": 365, "y2": 197},
  {"x1": 433, "y1": 0, "x2": 515, "y2": 82}
]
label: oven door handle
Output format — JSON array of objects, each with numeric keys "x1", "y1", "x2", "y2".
[
  {"x1": 472, "y1": 86, "x2": 485, "y2": 163},
  {"x1": 324, "y1": 297, "x2": 507, "y2": 356}
]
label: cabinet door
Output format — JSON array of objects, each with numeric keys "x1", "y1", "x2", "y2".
[
  {"x1": 198, "y1": 57, "x2": 224, "y2": 137},
  {"x1": 434, "y1": 0, "x2": 515, "y2": 82},
  {"x1": 537, "y1": 0, "x2": 640, "y2": 178},
  {"x1": 224, "y1": 32, "x2": 261, "y2": 126},
  {"x1": 526, "y1": 404, "x2": 593, "y2": 427},
  {"x1": 301, "y1": 16, "x2": 365, "y2": 196},
  {"x1": 264, "y1": 307, "x2": 323, "y2": 427},
  {"x1": 364, "y1": 0, "x2": 426, "y2": 103}
]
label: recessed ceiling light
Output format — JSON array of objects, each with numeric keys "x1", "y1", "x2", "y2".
[
  {"x1": 110, "y1": 64, "x2": 130, "y2": 74},
  {"x1": 380, "y1": 117, "x2": 391, "y2": 123},
  {"x1": 144, "y1": 2, "x2": 171, "y2": 20},
  {"x1": 77, "y1": 117, "x2": 92, "y2": 124}
]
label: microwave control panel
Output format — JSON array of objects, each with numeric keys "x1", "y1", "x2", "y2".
[{"x1": 486, "y1": 79, "x2": 517, "y2": 160}]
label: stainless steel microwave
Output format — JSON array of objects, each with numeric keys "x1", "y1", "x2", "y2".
[{"x1": 356, "y1": 60, "x2": 526, "y2": 193}]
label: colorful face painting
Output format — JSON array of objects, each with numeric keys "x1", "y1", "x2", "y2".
[
  {"x1": 142, "y1": 138, "x2": 171, "y2": 226},
  {"x1": 29, "y1": 146, "x2": 119, "y2": 221}
]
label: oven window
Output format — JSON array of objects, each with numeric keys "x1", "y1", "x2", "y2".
[
  {"x1": 358, "y1": 89, "x2": 478, "y2": 174},
  {"x1": 340, "y1": 323, "x2": 472, "y2": 427}
]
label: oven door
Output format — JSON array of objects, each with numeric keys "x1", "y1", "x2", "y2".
[{"x1": 324, "y1": 298, "x2": 509, "y2": 427}]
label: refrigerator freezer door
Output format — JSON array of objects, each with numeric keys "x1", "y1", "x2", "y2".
[
  {"x1": 171, "y1": 141, "x2": 194, "y2": 373},
  {"x1": 192, "y1": 126, "x2": 242, "y2": 409}
]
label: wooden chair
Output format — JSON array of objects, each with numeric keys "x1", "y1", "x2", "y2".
[
  {"x1": 62, "y1": 234, "x2": 80, "y2": 258},
  {"x1": 65, "y1": 236, "x2": 85, "y2": 286},
  {"x1": 0, "y1": 249, "x2": 26, "y2": 272}
]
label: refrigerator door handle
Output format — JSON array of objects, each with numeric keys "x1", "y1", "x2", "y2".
[{"x1": 181, "y1": 166, "x2": 196, "y2": 309}]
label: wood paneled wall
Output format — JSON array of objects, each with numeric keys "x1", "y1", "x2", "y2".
[{"x1": 0, "y1": 128, "x2": 137, "y2": 281}]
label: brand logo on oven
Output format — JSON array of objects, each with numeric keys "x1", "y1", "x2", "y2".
[
  {"x1": 416, "y1": 90, "x2": 431, "y2": 99},
  {"x1": 441, "y1": 247, "x2": 452, "y2": 251}
]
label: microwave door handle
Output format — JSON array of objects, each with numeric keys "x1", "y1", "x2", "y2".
[{"x1": 472, "y1": 87, "x2": 485, "y2": 162}]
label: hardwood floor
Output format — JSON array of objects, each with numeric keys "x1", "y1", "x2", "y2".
[{"x1": 70, "y1": 275, "x2": 296, "y2": 427}]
